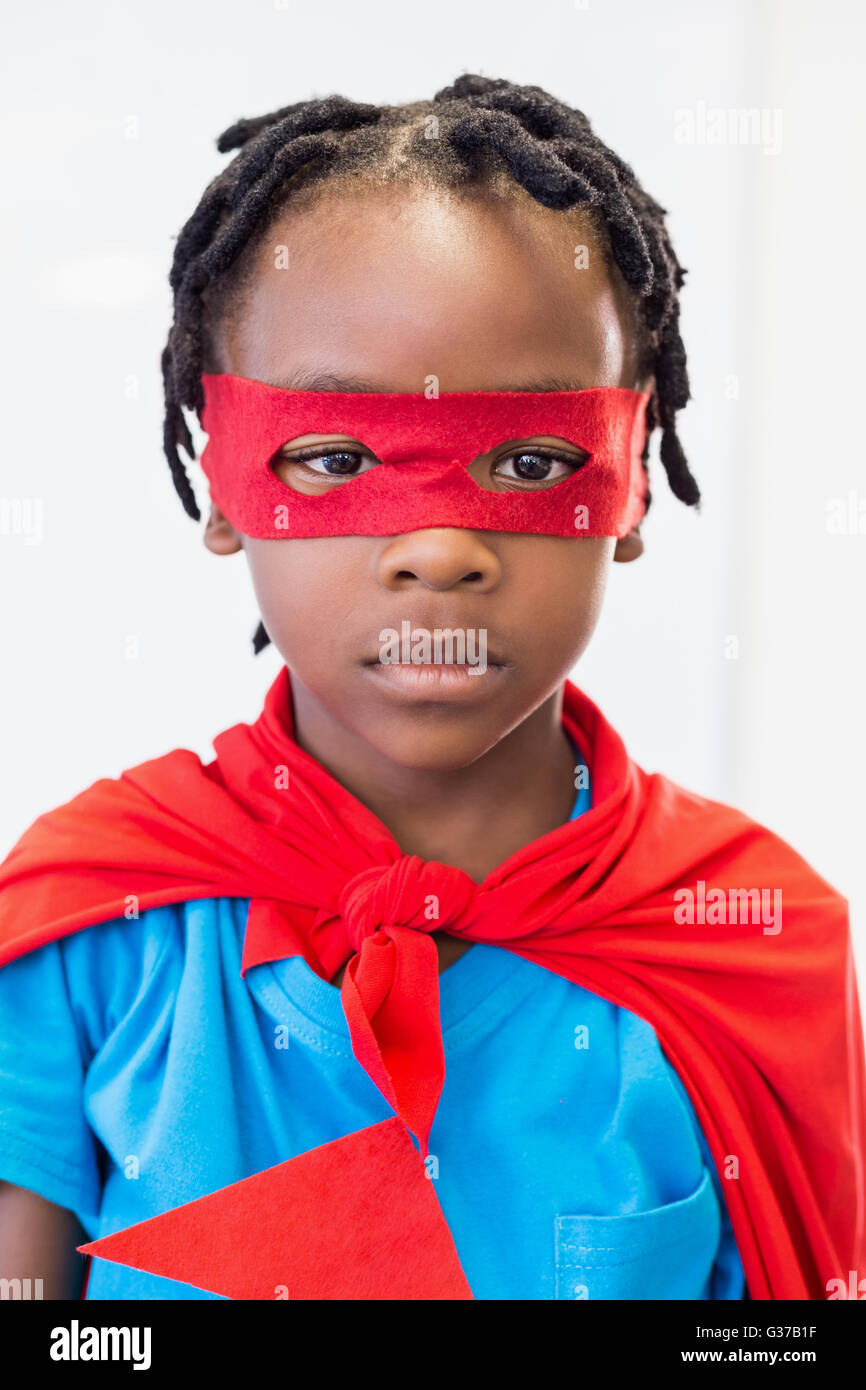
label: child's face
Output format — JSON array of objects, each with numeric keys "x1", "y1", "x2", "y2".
[{"x1": 205, "y1": 183, "x2": 650, "y2": 770}]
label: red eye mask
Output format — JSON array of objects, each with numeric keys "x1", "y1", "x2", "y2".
[{"x1": 199, "y1": 373, "x2": 651, "y2": 539}]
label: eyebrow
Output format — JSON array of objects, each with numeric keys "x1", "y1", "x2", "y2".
[{"x1": 269, "y1": 369, "x2": 589, "y2": 393}]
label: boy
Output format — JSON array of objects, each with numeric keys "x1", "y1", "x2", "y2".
[{"x1": 0, "y1": 75, "x2": 862, "y2": 1300}]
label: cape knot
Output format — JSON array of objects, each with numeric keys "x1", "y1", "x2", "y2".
[{"x1": 338, "y1": 855, "x2": 478, "y2": 953}]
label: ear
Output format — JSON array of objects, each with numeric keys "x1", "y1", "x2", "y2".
[
  {"x1": 203, "y1": 504, "x2": 244, "y2": 555},
  {"x1": 613, "y1": 527, "x2": 643, "y2": 562},
  {"x1": 612, "y1": 367, "x2": 653, "y2": 563}
]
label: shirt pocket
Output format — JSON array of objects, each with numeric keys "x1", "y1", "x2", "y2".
[{"x1": 554, "y1": 1165, "x2": 720, "y2": 1300}]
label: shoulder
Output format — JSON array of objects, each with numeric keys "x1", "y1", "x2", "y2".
[
  {"x1": 58, "y1": 894, "x2": 250, "y2": 984},
  {"x1": 647, "y1": 767, "x2": 847, "y2": 904},
  {"x1": 0, "y1": 897, "x2": 250, "y2": 1054},
  {"x1": 0, "y1": 743, "x2": 229, "y2": 972},
  {"x1": 636, "y1": 770, "x2": 851, "y2": 973}
]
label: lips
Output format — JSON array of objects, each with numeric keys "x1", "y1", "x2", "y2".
[
  {"x1": 363, "y1": 659, "x2": 508, "y2": 700},
  {"x1": 360, "y1": 621, "x2": 508, "y2": 701},
  {"x1": 361, "y1": 629, "x2": 507, "y2": 669},
  {"x1": 363, "y1": 652, "x2": 506, "y2": 669}
]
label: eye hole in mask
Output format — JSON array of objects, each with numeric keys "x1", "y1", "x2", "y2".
[{"x1": 271, "y1": 437, "x2": 591, "y2": 495}]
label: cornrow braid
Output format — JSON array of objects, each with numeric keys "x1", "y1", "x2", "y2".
[{"x1": 162, "y1": 73, "x2": 698, "y2": 654}]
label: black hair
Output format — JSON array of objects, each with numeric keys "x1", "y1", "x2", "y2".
[{"x1": 161, "y1": 73, "x2": 698, "y2": 655}]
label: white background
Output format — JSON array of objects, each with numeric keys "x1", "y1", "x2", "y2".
[{"x1": 1, "y1": 0, "x2": 863, "y2": 989}]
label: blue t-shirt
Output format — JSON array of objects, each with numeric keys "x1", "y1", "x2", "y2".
[{"x1": 0, "y1": 762, "x2": 745, "y2": 1300}]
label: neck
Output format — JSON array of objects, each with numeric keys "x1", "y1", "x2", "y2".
[{"x1": 288, "y1": 678, "x2": 579, "y2": 884}]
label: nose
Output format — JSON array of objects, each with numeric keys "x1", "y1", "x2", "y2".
[{"x1": 375, "y1": 528, "x2": 502, "y2": 592}]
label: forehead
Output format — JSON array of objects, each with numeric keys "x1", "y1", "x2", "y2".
[{"x1": 210, "y1": 182, "x2": 641, "y2": 394}]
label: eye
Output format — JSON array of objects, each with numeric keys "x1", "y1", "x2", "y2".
[
  {"x1": 489, "y1": 446, "x2": 588, "y2": 489},
  {"x1": 292, "y1": 449, "x2": 375, "y2": 478},
  {"x1": 271, "y1": 443, "x2": 380, "y2": 492}
]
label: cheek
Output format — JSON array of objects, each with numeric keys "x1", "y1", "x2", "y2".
[
  {"x1": 551, "y1": 549, "x2": 611, "y2": 662},
  {"x1": 502, "y1": 537, "x2": 614, "y2": 661},
  {"x1": 569, "y1": 543, "x2": 614, "y2": 628},
  {"x1": 242, "y1": 538, "x2": 364, "y2": 657}
]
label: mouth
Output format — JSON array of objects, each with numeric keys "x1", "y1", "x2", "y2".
[
  {"x1": 361, "y1": 631, "x2": 509, "y2": 702},
  {"x1": 363, "y1": 659, "x2": 508, "y2": 701}
]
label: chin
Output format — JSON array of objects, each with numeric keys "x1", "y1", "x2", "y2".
[{"x1": 360, "y1": 711, "x2": 518, "y2": 773}]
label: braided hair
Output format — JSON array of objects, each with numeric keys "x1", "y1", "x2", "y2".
[{"x1": 162, "y1": 74, "x2": 698, "y2": 654}]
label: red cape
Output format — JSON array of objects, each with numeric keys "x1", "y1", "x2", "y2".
[{"x1": 0, "y1": 667, "x2": 863, "y2": 1300}]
